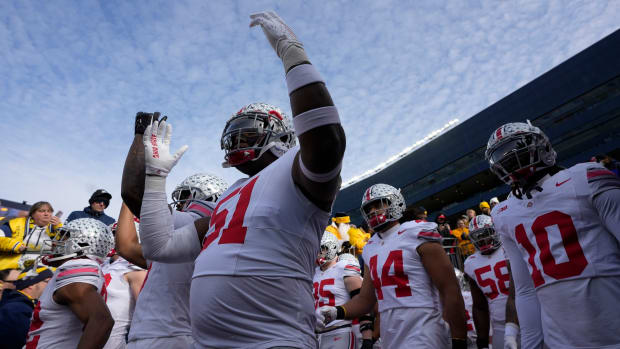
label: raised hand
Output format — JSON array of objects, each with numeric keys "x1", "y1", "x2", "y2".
[
  {"x1": 135, "y1": 112, "x2": 162, "y2": 135},
  {"x1": 143, "y1": 119, "x2": 188, "y2": 177},
  {"x1": 249, "y1": 11, "x2": 308, "y2": 72}
]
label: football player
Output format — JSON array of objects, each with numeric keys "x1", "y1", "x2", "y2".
[
  {"x1": 134, "y1": 10, "x2": 346, "y2": 348},
  {"x1": 486, "y1": 122, "x2": 620, "y2": 348},
  {"x1": 118, "y1": 113, "x2": 228, "y2": 349},
  {"x1": 24, "y1": 218, "x2": 115, "y2": 349},
  {"x1": 314, "y1": 233, "x2": 373, "y2": 349},
  {"x1": 101, "y1": 224, "x2": 146, "y2": 349},
  {"x1": 317, "y1": 184, "x2": 468, "y2": 348},
  {"x1": 463, "y1": 215, "x2": 515, "y2": 349}
]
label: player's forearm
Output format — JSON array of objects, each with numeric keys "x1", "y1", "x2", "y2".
[
  {"x1": 140, "y1": 185, "x2": 200, "y2": 263},
  {"x1": 342, "y1": 294, "x2": 376, "y2": 320},
  {"x1": 115, "y1": 203, "x2": 147, "y2": 269},
  {"x1": 121, "y1": 135, "x2": 146, "y2": 217},
  {"x1": 472, "y1": 307, "x2": 490, "y2": 341},
  {"x1": 77, "y1": 313, "x2": 114, "y2": 349},
  {"x1": 441, "y1": 291, "x2": 468, "y2": 339}
]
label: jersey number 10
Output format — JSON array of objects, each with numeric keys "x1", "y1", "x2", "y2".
[{"x1": 514, "y1": 210, "x2": 588, "y2": 287}]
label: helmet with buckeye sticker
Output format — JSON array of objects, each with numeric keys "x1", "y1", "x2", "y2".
[
  {"x1": 317, "y1": 231, "x2": 340, "y2": 267},
  {"x1": 485, "y1": 121, "x2": 556, "y2": 187},
  {"x1": 221, "y1": 103, "x2": 296, "y2": 168},
  {"x1": 360, "y1": 183, "x2": 405, "y2": 231},
  {"x1": 468, "y1": 214, "x2": 500, "y2": 254}
]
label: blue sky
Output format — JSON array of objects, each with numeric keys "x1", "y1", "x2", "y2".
[{"x1": 1, "y1": 0, "x2": 618, "y2": 220}]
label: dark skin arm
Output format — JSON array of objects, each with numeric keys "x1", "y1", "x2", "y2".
[
  {"x1": 121, "y1": 112, "x2": 161, "y2": 217},
  {"x1": 505, "y1": 262, "x2": 519, "y2": 324},
  {"x1": 290, "y1": 79, "x2": 346, "y2": 212},
  {"x1": 418, "y1": 241, "x2": 468, "y2": 340},
  {"x1": 54, "y1": 282, "x2": 114, "y2": 349},
  {"x1": 115, "y1": 203, "x2": 147, "y2": 269},
  {"x1": 341, "y1": 266, "x2": 377, "y2": 318},
  {"x1": 469, "y1": 277, "x2": 490, "y2": 344}
]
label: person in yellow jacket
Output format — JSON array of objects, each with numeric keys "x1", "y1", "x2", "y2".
[
  {"x1": 0, "y1": 202, "x2": 62, "y2": 270},
  {"x1": 324, "y1": 213, "x2": 370, "y2": 255},
  {"x1": 450, "y1": 218, "x2": 475, "y2": 257}
]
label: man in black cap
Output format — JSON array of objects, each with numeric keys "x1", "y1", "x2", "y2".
[
  {"x1": 66, "y1": 189, "x2": 115, "y2": 225},
  {"x1": 0, "y1": 266, "x2": 53, "y2": 348}
]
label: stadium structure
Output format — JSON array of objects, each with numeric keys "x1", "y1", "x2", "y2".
[{"x1": 334, "y1": 29, "x2": 620, "y2": 225}]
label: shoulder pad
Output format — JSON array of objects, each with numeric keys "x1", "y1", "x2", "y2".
[
  {"x1": 183, "y1": 200, "x2": 215, "y2": 218},
  {"x1": 56, "y1": 259, "x2": 101, "y2": 286},
  {"x1": 340, "y1": 259, "x2": 361, "y2": 277}
]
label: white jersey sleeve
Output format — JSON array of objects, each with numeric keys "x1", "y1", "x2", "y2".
[
  {"x1": 140, "y1": 191, "x2": 206, "y2": 263},
  {"x1": 580, "y1": 163, "x2": 620, "y2": 243}
]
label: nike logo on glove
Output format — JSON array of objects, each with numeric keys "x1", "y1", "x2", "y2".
[{"x1": 556, "y1": 178, "x2": 571, "y2": 186}]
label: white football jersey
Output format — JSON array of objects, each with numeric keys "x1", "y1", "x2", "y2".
[
  {"x1": 25, "y1": 258, "x2": 105, "y2": 349},
  {"x1": 190, "y1": 147, "x2": 331, "y2": 348},
  {"x1": 102, "y1": 256, "x2": 143, "y2": 347},
  {"x1": 128, "y1": 210, "x2": 199, "y2": 342},
  {"x1": 362, "y1": 221, "x2": 449, "y2": 348},
  {"x1": 313, "y1": 258, "x2": 362, "y2": 328},
  {"x1": 464, "y1": 248, "x2": 509, "y2": 327},
  {"x1": 461, "y1": 290, "x2": 477, "y2": 345},
  {"x1": 493, "y1": 163, "x2": 620, "y2": 348}
]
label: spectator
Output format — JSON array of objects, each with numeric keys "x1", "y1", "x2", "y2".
[
  {"x1": 435, "y1": 213, "x2": 452, "y2": 239},
  {"x1": 0, "y1": 201, "x2": 62, "y2": 270},
  {"x1": 451, "y1": 218, "x2": 475, "y2": 257},
  {"x1": 325, "y1": 213, "x2": 369, "y2": 255},
  {"x1": 413, "y1": 206, "x2": 428, "y2": 221},
  {"x1": 0, "y1": 268, "x2": 20, "y2": 301},
  {"x1": 66, "y1": 189, "x2": 115, "y2": 225},
  {"x1": 465, "y1": 208, "x2": 476, "y2": 223},
  {"x1": 489, "y1": 197, "x2": 500, "y2": 210},
  {"x1": 0, "y1": 266, "x2": 53, "y2": 348},
  {"x1": 479, "y1": 201, "x2": 491, "y2": 215}
]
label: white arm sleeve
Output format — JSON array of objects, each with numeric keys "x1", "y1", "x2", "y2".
[
  {"x1": 500, "y1": 231, "x2": 545, "y2": 349},
  {"x1": 139, "y1": 177, "x2": 201, "y2": 263}
]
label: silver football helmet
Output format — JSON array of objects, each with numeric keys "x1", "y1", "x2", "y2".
[
  {"x1": 454, "y1": 268, "x2": 469, "y2": 291},
  {"x1": 42, "y1": 218, "x2": 114, "y2": 264},
  {"x1": 468, "y1": 214, "x2": 501, "y2": 254},
  {"x1": 360, "y1": 184, "x2": 405, "y2": 231},
  {"x1": 221, "y1": 103, "x2": 296, "y2": 168},
  {"x1": 171, "y1": 173, "x2": 229, "y2": 211},
  {"x1": 317, "y1": 232, "x2": 340, "y2": 267},
  {"x1": 485, "y1": 121, "x2": 556, "y2": 186}
]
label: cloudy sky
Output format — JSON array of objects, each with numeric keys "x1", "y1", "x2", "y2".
[{"x1": 1, "y1": 0, "x2": 618, "y2": 219}]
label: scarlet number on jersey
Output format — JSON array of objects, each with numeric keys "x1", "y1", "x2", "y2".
[
  {"x1": 474, "y1": 260, "x2": 509, "y2": 299},
  {"x1": 102, "y1": 273, "x2": 112, "y2": 302},
  {"x1": 515, "y1": 210, "x2": 588, "y2": 287},
  {"x1": 202, "y1": 177, "x2": 259, "y2": 250},
  {"x1": 369, "y1": 250, "x2": 412, "y2": 300},
  {"x1": 313, "y1": 278, "x2": 336, "y2": 308}
]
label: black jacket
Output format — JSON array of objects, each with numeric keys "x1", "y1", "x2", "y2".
[{"x1": 66, "y1": 206, "x2": 115, "y2": 225}]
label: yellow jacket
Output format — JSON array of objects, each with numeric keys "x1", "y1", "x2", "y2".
[
  {"x1": 451, "y1": 227, "x2": 475, "y2": 256},
  {"x1": 0, "y1": 217, "x2": 61, "y2": 269}
]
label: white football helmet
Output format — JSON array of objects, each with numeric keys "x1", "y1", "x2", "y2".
[
  {"x1": 42, "y1": 218, "x2": 114, "y2": 264},
  {"x1": 360, "y1": 183, "x2": 405, "y2": 231},
  {"x1": 485, "y1": 121, "x2": 556, "y2": 186},
  {"x1": 171, "y1": 173, "x2": 229, "y2": 211},
  {"x1": 221, "y1": 102, "x2": 296, "y2": 168},
  {"x1": 468, "y1": 214, "x2": 500, "y2": 254},
  {"x1": 317, "y1": 232, "x2": 340, "y2": 267}
]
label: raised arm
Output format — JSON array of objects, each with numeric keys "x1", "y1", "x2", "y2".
[
  {"x1": 250, "y1": 11, "x2": 345, "y2": 211},
  {"x1": 418, "y1": 242, "x2": 468, "y2": 347},
  {"x1": 115, "y1": 203, "x2": 147, "y2": 269},
  {"x1": 54, "y1": 282, "x2": 114, "y2": 349},
  {"x1": 139, "y1": 118, "x2": 209, "y2": 263},
  {"x1": 121, "y1": 112, "x2": 162, "y2": 216}
]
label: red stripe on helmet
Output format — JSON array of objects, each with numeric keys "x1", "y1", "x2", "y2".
[
  {"x1": 268, "y1": 110, "x2": 283, "y2": 120},
  {"x1": 496, "y1": 128, "x2": 503, "y2": 140}
]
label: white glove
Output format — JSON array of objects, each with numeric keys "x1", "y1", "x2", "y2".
[
  {"x1": 316, "y1": 306, "x2": 337, "y2": 326},
  {"x1": 143, "y1": 119, "x2": 188, "y2": 177},
  {"x1": 504, "y1": 322, "x2": 519, "y2": 349},
  {"x1": 249, "y1": 11, "x2": 309, "y2": 72}
]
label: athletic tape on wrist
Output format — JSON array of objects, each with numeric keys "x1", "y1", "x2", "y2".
[
  {"x1": 293, "y1": 106, "x2": 340, "y2": 137},
  {"x1": 300, "y1": 157, "x2": 342, "y2": 183},
  {"x1": 286, "y1": 64, "x2": 324, "y2": 95}
]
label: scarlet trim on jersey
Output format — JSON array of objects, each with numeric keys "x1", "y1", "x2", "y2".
[
  {"x1": 344, "y1": 264, "x2": 361, "y2": 273},
  {"x1": 185, "y1": 201, "x2": 213, "y2": 218},
  {"x1": 418, "y1": 230, "x2": 441, "y2": 240},
  {"x1": 25, "y1": 302, "x2": 43, "y2": 349},
  {"x1": 587, "y1": 168, "x2": 616, "y2": 182},
  {"x1": 57, "y1": 267, "x2": 99, "y2": 279}
]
